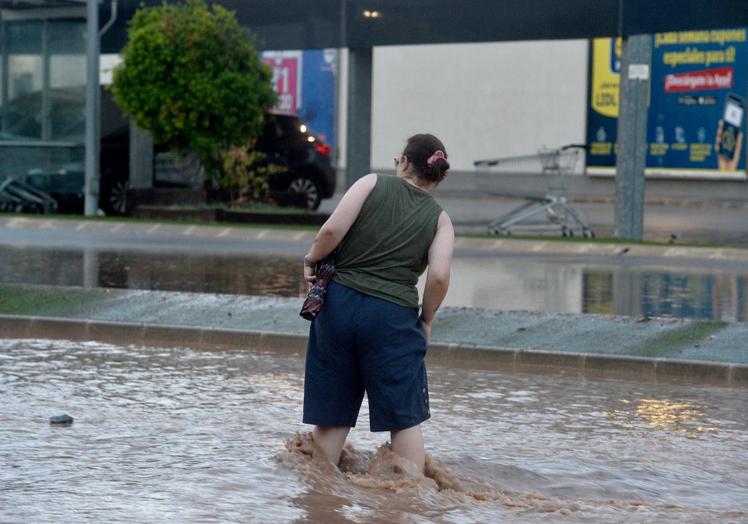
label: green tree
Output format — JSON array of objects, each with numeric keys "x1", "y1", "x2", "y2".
[{"x1": 111, "y1": 0, "x2": 276, "y2": 186}]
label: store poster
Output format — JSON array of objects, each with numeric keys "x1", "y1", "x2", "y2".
[
  {"x1": 261, "y1": 49, "x2": 337, "y2": 153},
  {"x1": 587, "y1": 29, "x2": 747, "y2": 178},
  {"x1": 587, "y1": 37, "x2": 622, "y2": 171}
]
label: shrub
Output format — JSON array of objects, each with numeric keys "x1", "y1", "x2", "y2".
[
  {"x1": 221, "y1": 144, "x2": 286, "y2": 207},
  {"x1": 111, "y1": 0, "x2": 277, "y2": 188}
]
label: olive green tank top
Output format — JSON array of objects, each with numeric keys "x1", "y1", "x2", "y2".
[{"x1": 332, "y1": 174, "x2": 443, "y2": 308}]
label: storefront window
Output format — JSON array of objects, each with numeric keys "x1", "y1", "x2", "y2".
[
  {"x1": 49, "y1": 20, "x2": 86, "y2": 142},
  {"x1": 5, "y1": 21, "x2": 43, "y2": 140},
  {"x1": 0, "y1": 17, "x2": 86, "y2": 197}
]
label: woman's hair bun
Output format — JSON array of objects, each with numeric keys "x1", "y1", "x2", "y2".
[
  {"x1": 403, "y1": 134, "x2": 450, "y2": 184},
  {"x1": 427, "y1": 157, "x2": 450, "y2": 183}
]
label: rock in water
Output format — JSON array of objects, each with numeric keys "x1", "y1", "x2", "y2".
[{"x1": 49, "y1": 414, "x2": 74, "y2": 425}]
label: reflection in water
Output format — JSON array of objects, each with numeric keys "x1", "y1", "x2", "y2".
[
  {"x1": 2, "y1": 338, "x2": 747, "y2": 522},
  {"x1": 584, "y1": 270, "x2": 748, "y2": 321},
  {"x1": 607, "y1": 399, "x2": 719, "y2": 438},
  {"x1": 0, "y1": 246, "x2": 307, "y2": 298},
  {"x1": 1, "y1": 246, "x2": 748, "y2": 321}
]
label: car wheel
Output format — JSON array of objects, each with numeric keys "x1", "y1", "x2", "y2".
[
  {"x1": 287, "y1": 177, "x2": 321, "y2": 210},
  {"x1": 102, "y1": 176, "x2": 129, "y2": 215}
]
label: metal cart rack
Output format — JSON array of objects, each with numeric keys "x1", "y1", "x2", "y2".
[
  {"x1": 473, "y1": 144, "x2": 594, "y2": 238},
  {"x1": 0, "y1": 177, "x2": 58, "y2": 214}
]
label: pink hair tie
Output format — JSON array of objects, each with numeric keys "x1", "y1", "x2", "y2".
[{"x1": 426, "y1": 150, "x2": 446, "y2": 167}]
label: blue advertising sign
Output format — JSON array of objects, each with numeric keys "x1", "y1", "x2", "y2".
[
  {"x1": 649, "y1": 29, "x2": 746, "y2": 176},
  {"x1": 262, "y1": 49, "x2": 337, "y2": 156},
  {"x1": 587, "y1": 29, "x2": 748, "y2": 178},
  {"x1": 298, "y1": 49, "x2": 337, "y2": 154}
]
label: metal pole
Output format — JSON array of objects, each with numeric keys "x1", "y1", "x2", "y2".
[
  {"x1": 41, "y1": 19, "x2": 50, "y2": 142},
  {"x1": 330, "y1": 0, "x2": 347, "y2": 190},
  {"x1": 614, "y1": 33, "x2": 652, "y2": 240},
  {"x1": 1, "y1": 19, "x2": 9, "y2": 133},
  {"x1": 333, "y1": 0, "x2": 346, "y2": 170},
  {"x1": 84, "y1": 0, "x2": 99, "y2": 216},
  {"x1": 345, "y1": 46, "x2": 372, "y2": 188}
]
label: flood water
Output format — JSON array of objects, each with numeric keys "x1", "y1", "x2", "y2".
[
  {"x1": 2, "y1": 246, "x2": 748, "y2": 321},
  {"x1": 1, "y1": 338, "x2": 747, "y2": 522}
]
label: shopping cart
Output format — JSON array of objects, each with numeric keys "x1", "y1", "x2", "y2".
[{"x1": 473, "y1": 144, "x2": 594, "y2": 238}]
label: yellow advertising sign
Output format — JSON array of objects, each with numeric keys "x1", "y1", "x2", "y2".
[{"x1": 591, "y1": 38, "x2": 621, "y2": 118}]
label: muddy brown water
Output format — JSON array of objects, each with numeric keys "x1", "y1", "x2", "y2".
[
  {"x1": 1, "y1": 338, "x2": 747, "y2": 522},
  {"x1": 2, "y1": 246, "x2": 748, "y2": 321}
]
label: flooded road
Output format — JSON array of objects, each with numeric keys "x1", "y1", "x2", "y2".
[
  {"x1": 2, "y1": 245, "x2": 748, "y2": 321},
  {"x1": 1, "y1": 338, "x2": 747, "y2": 522}
]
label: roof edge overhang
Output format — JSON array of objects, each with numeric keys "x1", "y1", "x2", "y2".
[{"x1": 5, "y1": 1, "x2": 748, "y2": 54}]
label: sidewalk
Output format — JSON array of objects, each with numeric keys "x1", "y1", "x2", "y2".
[
  {"x1": 2, "y1": 283, "x2": 747, "y2": 386},
  {"x1": 322, "y1": 193, "x2": 748, "y2": 246},
  {"x1": 4, "y1": 185, "x2": 748, "y2": 247}
]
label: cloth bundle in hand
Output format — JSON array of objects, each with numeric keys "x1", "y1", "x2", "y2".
[{"x1": 299, "y1": 254, "x2": 336, "y2": 321}]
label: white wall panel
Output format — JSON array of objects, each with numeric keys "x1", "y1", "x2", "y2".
[{"x1": 366, "y1": 40, "x2": 589, "y2": 173}]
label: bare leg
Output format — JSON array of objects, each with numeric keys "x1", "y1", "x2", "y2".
[
  {"x1": 312, "y1": 426, "x2": 350, "y2": 466},
  {"x1": 391, "y1": 424, "x2": 425, "y2": 473}
]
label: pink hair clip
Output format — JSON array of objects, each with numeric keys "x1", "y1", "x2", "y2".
[{"x1": 427, "y1": 150, "x2": 446, "y2": 167}]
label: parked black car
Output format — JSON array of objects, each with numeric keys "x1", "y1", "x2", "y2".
[
  {"x1": 256, "y1": 112, "x2": 336, "y2": 210},
  {"x1": 100, "y1": 110, "x2": 336, "y2": 214},
  {"x1": 3, "y1": 88, "x2": 336, "y2": 214},
  {"x1": 100, "y1": 111, "x2": 337, "y2": 213}
]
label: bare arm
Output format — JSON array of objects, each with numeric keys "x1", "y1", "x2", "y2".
[
  {"x1": 420, "y1": 211, "x2": 454, "y2": 330},
  {"x1": 304, "y1": 173, "x2": 377, "y2": 267}
]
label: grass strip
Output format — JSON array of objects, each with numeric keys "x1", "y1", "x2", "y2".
[
  {"x1": 0, "y1": 284, "x2": 100, "y2": 317},
  {"x1": 633, "y1": 321, "x2": 728, "y2": 358}
]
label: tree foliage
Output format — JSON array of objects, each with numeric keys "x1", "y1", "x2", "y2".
[{"x1": 111, "y1": 0, "x2": 276, "y2": 182}]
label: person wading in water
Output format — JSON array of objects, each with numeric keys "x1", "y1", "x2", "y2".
[{"x1": 301, "y1": 133, "x2": 454, "y2": 473}]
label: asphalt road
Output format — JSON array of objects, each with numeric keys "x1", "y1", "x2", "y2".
[{"x1": 2, "y1": 215, "x2": 748, "y2": 274}]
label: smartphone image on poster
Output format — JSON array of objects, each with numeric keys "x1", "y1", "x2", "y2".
[{"x1": 719, "y1": 93, "x2": 744, "y2": 159}]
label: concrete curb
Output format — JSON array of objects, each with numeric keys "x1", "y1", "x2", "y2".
[{"x1": 2, "y1": 315, "x2": 746, "y2": 387}]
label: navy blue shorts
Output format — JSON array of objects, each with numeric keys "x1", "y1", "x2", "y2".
[{"x1": 303, "y1": 280, "x2": 431, "y2": 432}]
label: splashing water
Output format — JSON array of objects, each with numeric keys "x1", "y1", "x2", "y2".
[{"x1": 278, "y1": 432, "x2": 746, "y2": 521}]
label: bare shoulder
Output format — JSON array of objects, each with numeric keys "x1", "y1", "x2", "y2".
[
  {"x1": 428, "y1": 210, "x2": 454, "y2": 263},
  {"x1": 352, "y1": 173, "x2": 378, "y2": 191},
  {"x1": 437, "y1": 210, "x2": 454, "y2": 234}
]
